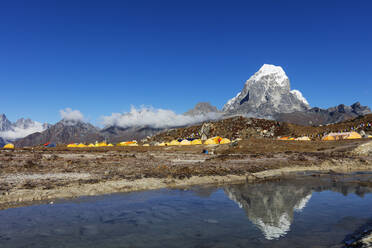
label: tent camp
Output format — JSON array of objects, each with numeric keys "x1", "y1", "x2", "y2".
[
  {"x1": 67, "y1": 144, "x2": 78, "y2": 148},
  {"x1": 3, "y1": 143, "x2": 14, "y2": 149},
  {"x1": 322, "y1": 132, "x2": 362, "y2": 141},
  {"x1": 88, "y1": 143, "x2": 95, "y2": 147},
  {"x1": 77, "y1": 143, "x2": 88, "y2": 148}
]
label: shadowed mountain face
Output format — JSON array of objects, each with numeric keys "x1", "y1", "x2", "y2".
[{"x1": 224, "y1": 176, "x2": 372, "y2": 240}]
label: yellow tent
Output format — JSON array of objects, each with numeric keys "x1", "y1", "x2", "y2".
[
  {"x1": 107, "y1": 143, "x2": 114, "y2": 146},
  {"x1": 170, "y1": 140, "x2": 180, "y2": 146},
  {"x1": 180, "y1": 140, "x2": 191, "y2": 145},
  {"x1": 191, "y1": 139, "x2": 202, "y2": 145},
  {"x1": 128, "y1": 143, "x2": 138, "y2": 146},
  {"x1": 3, "y1": 143, "x2": 14, "y2": 149},
  {"x1": 67, "y1": 143, "x2": 78, "y2": 148},
  {"x1": 77, "y1": 143, "x2": 88, "y2": 148},
  {"x1": 369, "y1": 135, "x2": 372, "y2": 139},
  {"x1": 295, "y1": 136, "x2": 311, "y2": 141},
  {"x1": 97, "y1": 142, "x2": 107, "y2": 147},
  {"x1": 345, "y1": 131, "x2": 362, "y2": 140},
  {"x1": 143, "y1": 144, "x2": 150, "y2": 146},
  {"x1": 220, "y1": 138, "x2": 231, "y2": 144},
  {"x1": 117, "y1": 141, "x2": 137, "y2": 146},
  {"x1": 322, "y1": 132, "x2": 361, "y2": 141},
  {"x1": 88, "y1": 143, "x2": 95, "y2": 147},
  {"x1": 322, "y1": 135, "x2": 335, "y2": 141},
  {"x1": 205, "y1": 136, "x2": 221, "y2": 145},
  {"x1": 157, "y1": 142, "x2": 166, "y2": 146}
]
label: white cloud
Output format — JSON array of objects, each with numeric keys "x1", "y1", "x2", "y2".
[
  {"x1": 0, "y1": 121, "x2": 46, "y2": 140},
  {"x1": 101, "y1": 106, "x2": 221, "y2": 128},
  {"x1": 59, "y1": 108, "x2": 84, "y2": 122}
]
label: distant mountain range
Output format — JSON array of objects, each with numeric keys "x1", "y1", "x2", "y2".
[
  {"x1": 15, "y1": 119, "x2": 102, "y2": 147},
  {"x1": 275, "y1": 102, "x2": 371, "y2": 126},
  {"x1": 0, "y1": 114, "x2": 50, "y2": 146},
  {"x1": 221, "y1": 64, "x2": 370, "y2": 124},
  {"x1": 15, "y1": 119, "x2": 165, "y2": 147},
  {"x1": 5, "y1": 64, "x2": 372, "y2": 146}
]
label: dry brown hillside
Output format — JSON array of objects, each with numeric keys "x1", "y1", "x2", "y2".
[{"x1": 149, "y1": 114, "x2": 372, "y2": 142}]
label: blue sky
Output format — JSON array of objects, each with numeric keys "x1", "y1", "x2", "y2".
[{"x1": 1, "y1": 0, "x2": 371, "y2": 125}]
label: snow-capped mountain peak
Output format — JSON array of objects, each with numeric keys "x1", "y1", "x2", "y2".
[
  {"x1": 0, "y1": 114, "x2": 50, "y2": 141},
  {"x1": 223, "y1": 64, "x2": 310, "y2": 116},
  {"x1": 0, "y1": 114, "x2": 12, "y2": 132},
  {"x1": 250, "y1": 64, "x2": 288, "y2": 88}
]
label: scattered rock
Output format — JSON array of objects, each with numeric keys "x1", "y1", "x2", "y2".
[{"x1": 352, "y1": 141, "x2": 372, "y2": 156}]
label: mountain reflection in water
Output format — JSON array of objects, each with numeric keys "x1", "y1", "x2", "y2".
[
  {"x1": 223, "y1": 175, "x2": 372, "y2": 240},
  {"x1": 1, "y1": 174, "x2": 372, "y2": 248}
]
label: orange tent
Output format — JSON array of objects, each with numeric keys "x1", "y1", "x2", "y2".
[{"x1": 322, "y1": 132, "x2": 361, "y2": 141}]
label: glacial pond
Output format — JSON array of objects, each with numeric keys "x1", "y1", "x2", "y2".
[{"x1": 0, "y1": 173, "x2": 372, "y2": 248}]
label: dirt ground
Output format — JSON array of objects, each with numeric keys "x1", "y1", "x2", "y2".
[{"x1": 0, "y1": 138, "x2": 371, "y2": 210}]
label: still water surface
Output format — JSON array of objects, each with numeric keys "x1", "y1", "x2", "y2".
[{"x1": 1, "y1": 174, "x2": 371, "y2": 248}]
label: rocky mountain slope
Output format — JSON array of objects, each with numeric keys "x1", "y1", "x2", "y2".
[
  {"x1": 221, "y1": 64, "x2": 370, "y2": 125},
  {"x1": 275, "y1": 102, "x2": 371, "y2": 126},
  {"x1": 15, "y1": 119, "x2": 103, "y2": 147},
  {"x1": 150, "y1": 114, "x2": 372, "y2": 142},
  {"x1": 0, "y1": 114, "x2": 12, "y2": 132},
  {"x1": 184, "y1": 102, "x2": 220, "y2": 116},
  {"x1": 223, "y1": 64, "x2": 310, "y2": 118}
]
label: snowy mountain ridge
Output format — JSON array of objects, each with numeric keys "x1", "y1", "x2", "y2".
[{"x1": 0, "y1": 114, "x2": 49, "y2": 141}]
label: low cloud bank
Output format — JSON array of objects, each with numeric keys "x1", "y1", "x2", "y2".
[
  {"x1": 0, "y1": 122, "x2": 46, "y2": 140},
  {"x1": 102, "y1": 106, "x2": 222, "y2": 128},
  {"x1": 60, "y1": 108, "x2": 84, "y2": 122}
]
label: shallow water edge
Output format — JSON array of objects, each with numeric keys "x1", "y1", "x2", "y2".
[{"x1": 1, "y1": 160, "x2": 371, "y2": 210}]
